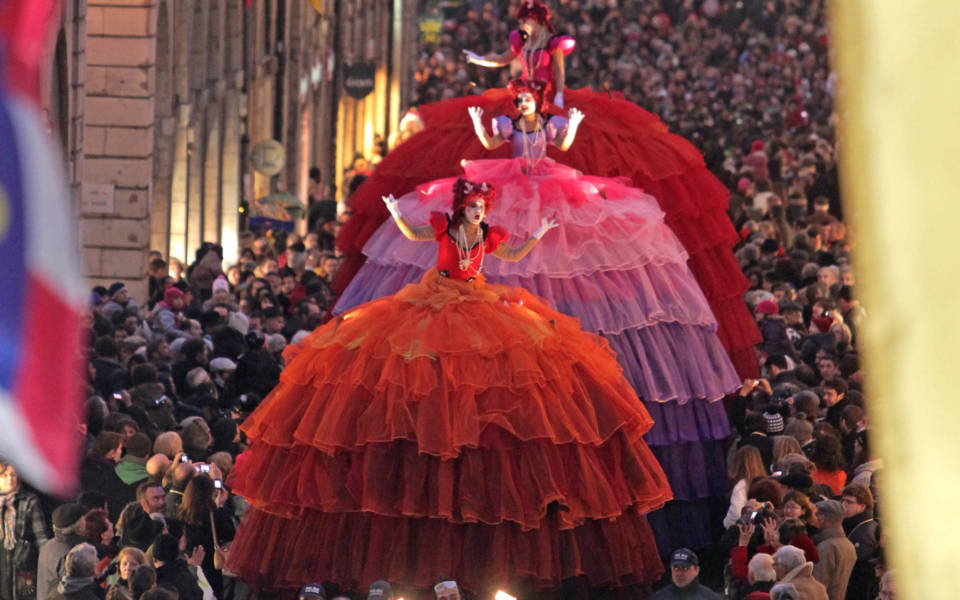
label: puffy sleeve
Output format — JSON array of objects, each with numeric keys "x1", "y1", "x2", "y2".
[
  {"x1": 429, "y1": 212, "x2": 448, "y2": 240},
  {"x1": 547, "y1": 35, "x2": 576, "y2": 56},
  {"x1": 509, "y1": 30, "x2": 524, "y2": 55},
  {"x1": 485, "y1": 226, "x2": 508, "y2": 252},
  {"x1": 491, "y1": 115, "x2": 514, "y2": 139},
  {"x1": 544, "y1": 116, "x2": 569, "y2": 145}
]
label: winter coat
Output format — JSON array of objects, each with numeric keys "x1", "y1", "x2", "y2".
[
  {"x1": 36, "y1": 532, "x2": 87, "y2": 600},
  {"x1": 813, "y1": 527, "x2": 856, "y2": 600},
  {"x1": 780, "y1": 562, "x2": 829, "y2": 600}
]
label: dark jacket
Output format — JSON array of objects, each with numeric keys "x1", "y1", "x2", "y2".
[
  {"x1": 843, "y1": 513, "x2": 881, "y2": 600},
  {"x1": 36, "y1": 532, "x2": 88, "y2": 600},
  {"x1": 155, "y1": 559, "x2": 203, "y2": 600},
  {"x1": 650, "y1": 580, "x2": 723, "y2": 600},
  {"x1": 740, "y1": 432, "x2": 774, "y2": 470}
]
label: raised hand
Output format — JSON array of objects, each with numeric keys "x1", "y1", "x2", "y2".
[
  {"x1": 534, "y1": 217, "x2": 559, "y2": 239},
  {"x1": 382, "y1": 194, "x2": 402, "y2": 219},
  {"x1": 568, "y1": 107, "x2": 585, "y2": 128},
  {"x1": 468, "y1": 106, "x2": 485, "y2": 129}
]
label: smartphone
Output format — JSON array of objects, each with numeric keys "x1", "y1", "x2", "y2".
[
  {"x1": 180, "y1": 455, "x2": 189, "y2": 463},
  {"x1": 113, "y1": 393, "x2": 122, "y2": 400},
  {"x1": 214, "y1": 479, "x2": 223, "y2": 489},
  {"x1": 198, "y1": 464, "x2": 210, "y2": 473}
]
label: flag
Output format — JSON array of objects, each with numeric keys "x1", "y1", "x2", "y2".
[{"x1": 0, "y1": 0, "x2": 86, "y2": 495}]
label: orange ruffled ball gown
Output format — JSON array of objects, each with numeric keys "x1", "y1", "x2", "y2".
[{"x1": 226, "y1": 214, "x2": 673, "y2": 594}]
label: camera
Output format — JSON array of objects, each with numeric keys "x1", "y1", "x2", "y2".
[
  {"x1": 198, "y1": 464, "x2": 210, "y2": 473},
  {"x1": 113, "y1": 393, "x2": 122, "y2": 400},
  {"x1": 180, "y1": 455, "x2": 189, "y2": 463}
]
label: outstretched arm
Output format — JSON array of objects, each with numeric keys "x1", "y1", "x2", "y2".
[
  {"x1": 552, "y1": 47, "x2": 566, "y2": 107},
  {"x1": 463, "y1": 48, "x2": 516, "y2": 68},
  {"x1": 556, "y1": 108, "x2": 585, "y2": 152},
  {"x1": 383, "y1": 195, "x2": 436, "y2": 241},
  {"x1": 468, "y1": 107, "x2": 506, "y2": 150},
  {"x1": 492, "y1": 218, "x2": 559, "y2": 262}
]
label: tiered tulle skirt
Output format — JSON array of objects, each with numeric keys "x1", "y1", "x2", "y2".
[
  {"x1": 335, "y1": 156, "x2": 742, "y2": 549},
  {"x1": 333, "y1": 87, "x2": 760, "y2": 377},
  {"x1": 227, "y1": 270, "x2": 673, "y2": 592}
]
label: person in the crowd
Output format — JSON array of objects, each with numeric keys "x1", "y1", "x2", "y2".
[
  {"x1": 151, "y1": 533, "x2": 203, "y2": 600},
  {"x1": 37, "y1": 503, "x2": 88, "y2": 600},
  {"x1": 651, "y1": 549, "x2": 722, "y2": 600},
  {"x1": 812, "y1": 500, "x2": 857, "y2": 600},
  {"x1": 179, "y1": 474, "x2": 234, "y2": 599},
  {"x1": 724, "y1": 446, "x2": 768, "y2": 529},
  {"x1": 48, "y1": 543, "x2": 103, "y2": 600},
  {"x1": 744, "y1": 553, "x2": 777, "y2": 600},
  {"x1": 0, "y1": 463, "x2": 48, "y2": 600},
  {"x1": 773, "y1": 545, "x2": 828, "y2": 600},
  {"x1": 840, "y1": 484, "x2": 881, "y2": 600}
]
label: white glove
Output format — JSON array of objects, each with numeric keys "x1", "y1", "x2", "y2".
[
  {"x1": 468, "y1": 106, "x2": 485, "y2": 131},
  {"x1": 382, "y1": 194, "x2": 402, "y2": 219},
  {"x1": 568, "y1": 107, "x2": 585, "y2": 128},
  {"x1": 462, "y1": 49, "x2": 482, "y2": 64},
  {"x1": 554, "y1": 91, "x2": 564, "y2": 108},
  {"x1": 534, "y1": 217, "x2": 559, "y2": 239}
]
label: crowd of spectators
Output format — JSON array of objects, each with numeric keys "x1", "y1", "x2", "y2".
[
  {"x1": 0, "y1": 2, "x2": 891, "y2": 600},
  {"x1": 416, "y1": 0, "x2": 838, "y2": 220}
]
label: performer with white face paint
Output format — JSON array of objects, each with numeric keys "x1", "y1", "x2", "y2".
[{"x1": 224, "y1": 177, "x2": 673, "y2": 594}]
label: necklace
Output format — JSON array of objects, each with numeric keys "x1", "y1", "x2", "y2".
[
  {"x1": 456, "y1": 224, "x2": 485, "y2": 274},
  {"x1": 519, "y1": 115, "x2": 545, "y2": 172}
]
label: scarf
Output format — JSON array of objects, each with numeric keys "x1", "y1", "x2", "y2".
[{"x1": 0, "y1": 489, "x2": 18, "y2": 550}]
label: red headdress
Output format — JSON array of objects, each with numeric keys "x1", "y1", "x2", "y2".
[
  {"x1": 452, "y1": 178, "x2": 496, "y2": 218},
  {"x1": 515, "y1": 0, "x2": 554, "y2": 33},
  {"x1": 506, "y1": 77, "x2": 563, "y2": 117}
]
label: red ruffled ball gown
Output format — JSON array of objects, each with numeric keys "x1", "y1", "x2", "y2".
[
  {"x1": 334, "y1": 32, "x2": 759, "y2": 380},
  {"x1": 335, "y1": 99, "x2": 741, "y2": 549},
  {"x1": 226, "y1": 213, "x2": 674, "y2": 594}
]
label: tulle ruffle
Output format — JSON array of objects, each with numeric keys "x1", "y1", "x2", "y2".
[
  {"x1": 226, "y1": 506, "x2": 665, "y2": 592},
  {"x1": 333, "y1": 87, "x2": 760, "y2": 378},
  {"x1": 363, "y1": 158, "x2": 690, "y2": 278},
  {"x1": 245, "y1": 271, "x2": 668, "y2": 459},
  {"x1": 231, "y1": 432, "x2": 671, "y2": 530},
  {"x1": 228, "y1": 268, "x2": 672, "y2": 590}
]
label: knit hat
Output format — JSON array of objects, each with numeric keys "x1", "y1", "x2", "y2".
[
  {"x1": 763, "y1": 412, "x2": 785, "y2": 434},
  {"x1": 779, "y1": 300, "x2": 803, "y2": 313},
  {"x1": 108, "y1": 282, "x2": 127, "y2": 299},
  {"x1": 124, "y1": 432, "x2": 152, "y2": 459},
  {"x1": 227, "y1": 311, "x2": 250, "y2": 335},
  {"x1": 367, "y1": 581, "x2": 393, "y2": 600},
  {"x1": 816, "y1": 499, "x2": 845, "y2": 522},
  {"x1": 52, "y1": 503, "x2": 86, "y2": 529},
  {"x1": 212, "y1": 275, "x2": 230, "y2": 295},
  {"x1": 163, "y1": 286, "x2": 184, "y2": 306},
  {"x1": 755, "y1": 300, "x2": 780, "y2": 316}
]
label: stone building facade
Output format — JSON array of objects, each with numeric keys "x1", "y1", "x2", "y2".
[{"x1": 45, "y1": 0, "x2": 417, "y2": 299}]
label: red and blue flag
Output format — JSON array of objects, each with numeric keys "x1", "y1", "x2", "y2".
[{"x1": 0, "y1": 0, "x2": 86, "y2": 494}]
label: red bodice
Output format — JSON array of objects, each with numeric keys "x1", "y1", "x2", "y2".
[{"x1": 430, "y1": 212, "x2": 507, "y2": 281}]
